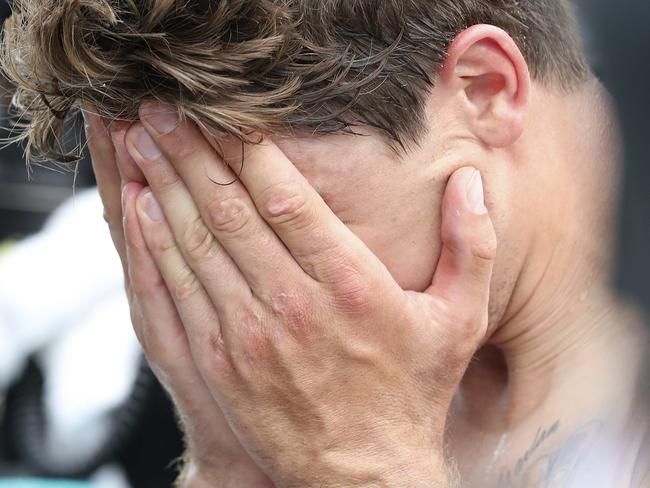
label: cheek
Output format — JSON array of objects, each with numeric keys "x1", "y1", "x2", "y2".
[{"x1": 349, "y1": 218, "x2": 442, "y2": 293}]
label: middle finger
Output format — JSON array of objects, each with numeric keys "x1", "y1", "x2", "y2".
[
  {"x1": 114, "y1": 126, "x2": 254, "y2": 312},
  {"x1": 124, "y1": 107, "x2": 309, "y2": 300}
]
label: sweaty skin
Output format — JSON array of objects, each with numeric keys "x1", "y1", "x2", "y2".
[{"x1": 84, "y1": 24, "x2": 649, "y2": 488}]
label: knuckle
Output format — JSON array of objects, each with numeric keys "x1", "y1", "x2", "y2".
[
  {"x1": 451, "y1": 311, "x2": 488, "y2": 349},
  {"x1": 157, "y1": 167, "x2": 181, "y2": 193},
  {"x1": 139, "y1": 155, "x2": 181, "y2": 193},
  {"x1": 148, "y1": 228, "x2": 178, "y2": 256},
  {"x1": 471, "y1": 234, "x2": 498, "y2": 262},
  {"x1": 261, "y1": 182, "x2": 311, "y2": 229},
  {"x1": 104, "y1": 208, "x2": 122, "y2": 235},
  {"x1": 443, "y1": 219, "x2": 497, "y2": 263},
  {"x1": 170, "y1": 265, "x2": 202, "y2": 302},
  {"x1": 430, "y1": 295, "x2": 487, "y2": 352},
  {"x1": 268, "y1": 290, "x2": 313, "y2": 339},
  {"x1": 196, "y1": 330, "x2": 232, "y2": 378},
  {"x1": 330, "y1": 267, "x2": 374, "y2": 315},
  {"x1": 103, "y1": 207, "x2": 113, "y2": 225},
  {"x1": 181, "y1": 217, "x2": 217, "y2": 262},
  {"x1": 207, "y1": 330, "x2": 228, "y2": 359},
  {"x1": 230, "y1": 308, "x2": 272, "y2": 364},
  {"x1": 134, "y1": 274, "x2": 167, "y2": 303},
  {"x1": 206, "y1": 197, "x2": 251, "y2": 236}
]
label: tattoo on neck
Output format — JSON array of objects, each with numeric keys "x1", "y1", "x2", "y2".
[
  {"x1": 513, "y1": 421, "x2": 561, "y2": 476},
  {"x1": 497, "y1": 419, "x2": 603, "y2": 488}
]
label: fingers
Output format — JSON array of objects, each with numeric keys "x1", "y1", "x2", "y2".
[
  {"x1": 126, "y1": 105, "x2": 307, "y2": 299},
  {"x1": 427, "y1": 167, "x2": 497, "y2": 339},
  {"x1": 122, "y1": 181, "x2": 235, "y2": 443},
  {"x1": 109, "y1": 120, "x2": 147, "y2": 185},
  {"x1": 231, "y1": 138, "x2": 373, "y2": 284},
  {"x1": 133, "y1": 186, "x2": 248, "y2": 359},
  {"x1": 83, "y1": 106, "x2": 128, "y2": 275},
  {"x1": 122, "y1": 182, "x2": 188, "y2": 369},
  {"x1": 136, "y1": 102, "x2": 375, "y2": 289}
]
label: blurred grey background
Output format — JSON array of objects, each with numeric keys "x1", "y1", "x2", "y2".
[{"x1": 573, "y1": 0, "x2": 650, "y2": 313}]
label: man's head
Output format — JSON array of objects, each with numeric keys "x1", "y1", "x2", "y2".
[
  {"x1": 2, "y1": 0, "x2": 588, "y2": 160},
  {"x1": 2, "y1": 0, "x2": 604, "y2": 333}
]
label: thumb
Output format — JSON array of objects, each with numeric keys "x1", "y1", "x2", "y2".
[{"x1": 426, "y1": 167, "x2": 497, "y2": 340}]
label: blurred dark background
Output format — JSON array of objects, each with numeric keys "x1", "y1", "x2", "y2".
[
  {"x1": 0, "y1": 2, "x2": 183, "y2": 484},
  {"x1": 0, "y1": 2, "x2": 95, "y2": 242},
  {"x1": 574, "y1": 0, "x2": 650, "y2": 312}
]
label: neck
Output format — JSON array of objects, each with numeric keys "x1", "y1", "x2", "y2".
[{"x1": 449, "y1": 78, "x2": 650, "y2": 483}]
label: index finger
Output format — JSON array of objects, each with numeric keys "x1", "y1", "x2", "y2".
[
  {"x1": 227, "y1": 137, "x2": 381, "y2": 286},
  {"x1": 136, "y1": 104, "x2": 383, "y2": 287}
]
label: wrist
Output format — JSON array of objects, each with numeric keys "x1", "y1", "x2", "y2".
[
  {"x1": 291, "y1": 449, "x2": 454, "y2": 488},
  {"x1": 376, "y1": 455, "x2": 455, "y2": 488},
  {"x1": 177, "y1": 457, "x2": 274, "y2": 488}
]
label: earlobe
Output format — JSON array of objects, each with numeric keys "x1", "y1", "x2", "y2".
[{"x1": 440, "y1": 25, "x2": 531, "y2": 148}]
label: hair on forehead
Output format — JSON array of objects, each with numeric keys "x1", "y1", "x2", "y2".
[{"x1": 0, "y1": 0, "x2": 588, "y2": 165}]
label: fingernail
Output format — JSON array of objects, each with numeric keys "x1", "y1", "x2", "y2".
[
  {"x1": 127, "y1": 124, "x2": 162, "y2": 161},
  {"x1": 140, "y1": 190, "x2": 165, "y2": 222},
  {"x1": 140, "y1": 102, "x2": 178, "y2": 135},
  {"x1": 466, "y1": 169, "x2": 488, "y2": 215}
]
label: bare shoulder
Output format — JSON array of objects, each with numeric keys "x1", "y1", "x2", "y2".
[
  {"x1": 631, "y1": 426, "x2": 650, "y2": 488},
  {"x1": 630, "y1": 364, "x2": 650, "y2": 488}
]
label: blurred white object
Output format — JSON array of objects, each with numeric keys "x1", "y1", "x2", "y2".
[
  {"x1": 0, "y1": 187, "x2": 141, "y2": 465},
  {"x1": 90, "y1": 464, "x2": 132, "y2": 488}
]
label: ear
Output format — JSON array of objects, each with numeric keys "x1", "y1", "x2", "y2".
[{"x1": 439, "y1": 25, "x2": 531, "y2": 148}]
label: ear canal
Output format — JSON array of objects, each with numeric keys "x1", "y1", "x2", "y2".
[{"x1": 464, "y1": 73, "x2": 507, "y2": 115}]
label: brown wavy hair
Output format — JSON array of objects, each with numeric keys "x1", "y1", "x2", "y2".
[{"x1": 0, "y1": 0, "x2": 588, "y2": 164}]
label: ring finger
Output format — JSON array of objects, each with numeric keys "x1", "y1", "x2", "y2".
[{"x1": 123, "y1": 121, "x2": 306, "y2": 305}]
